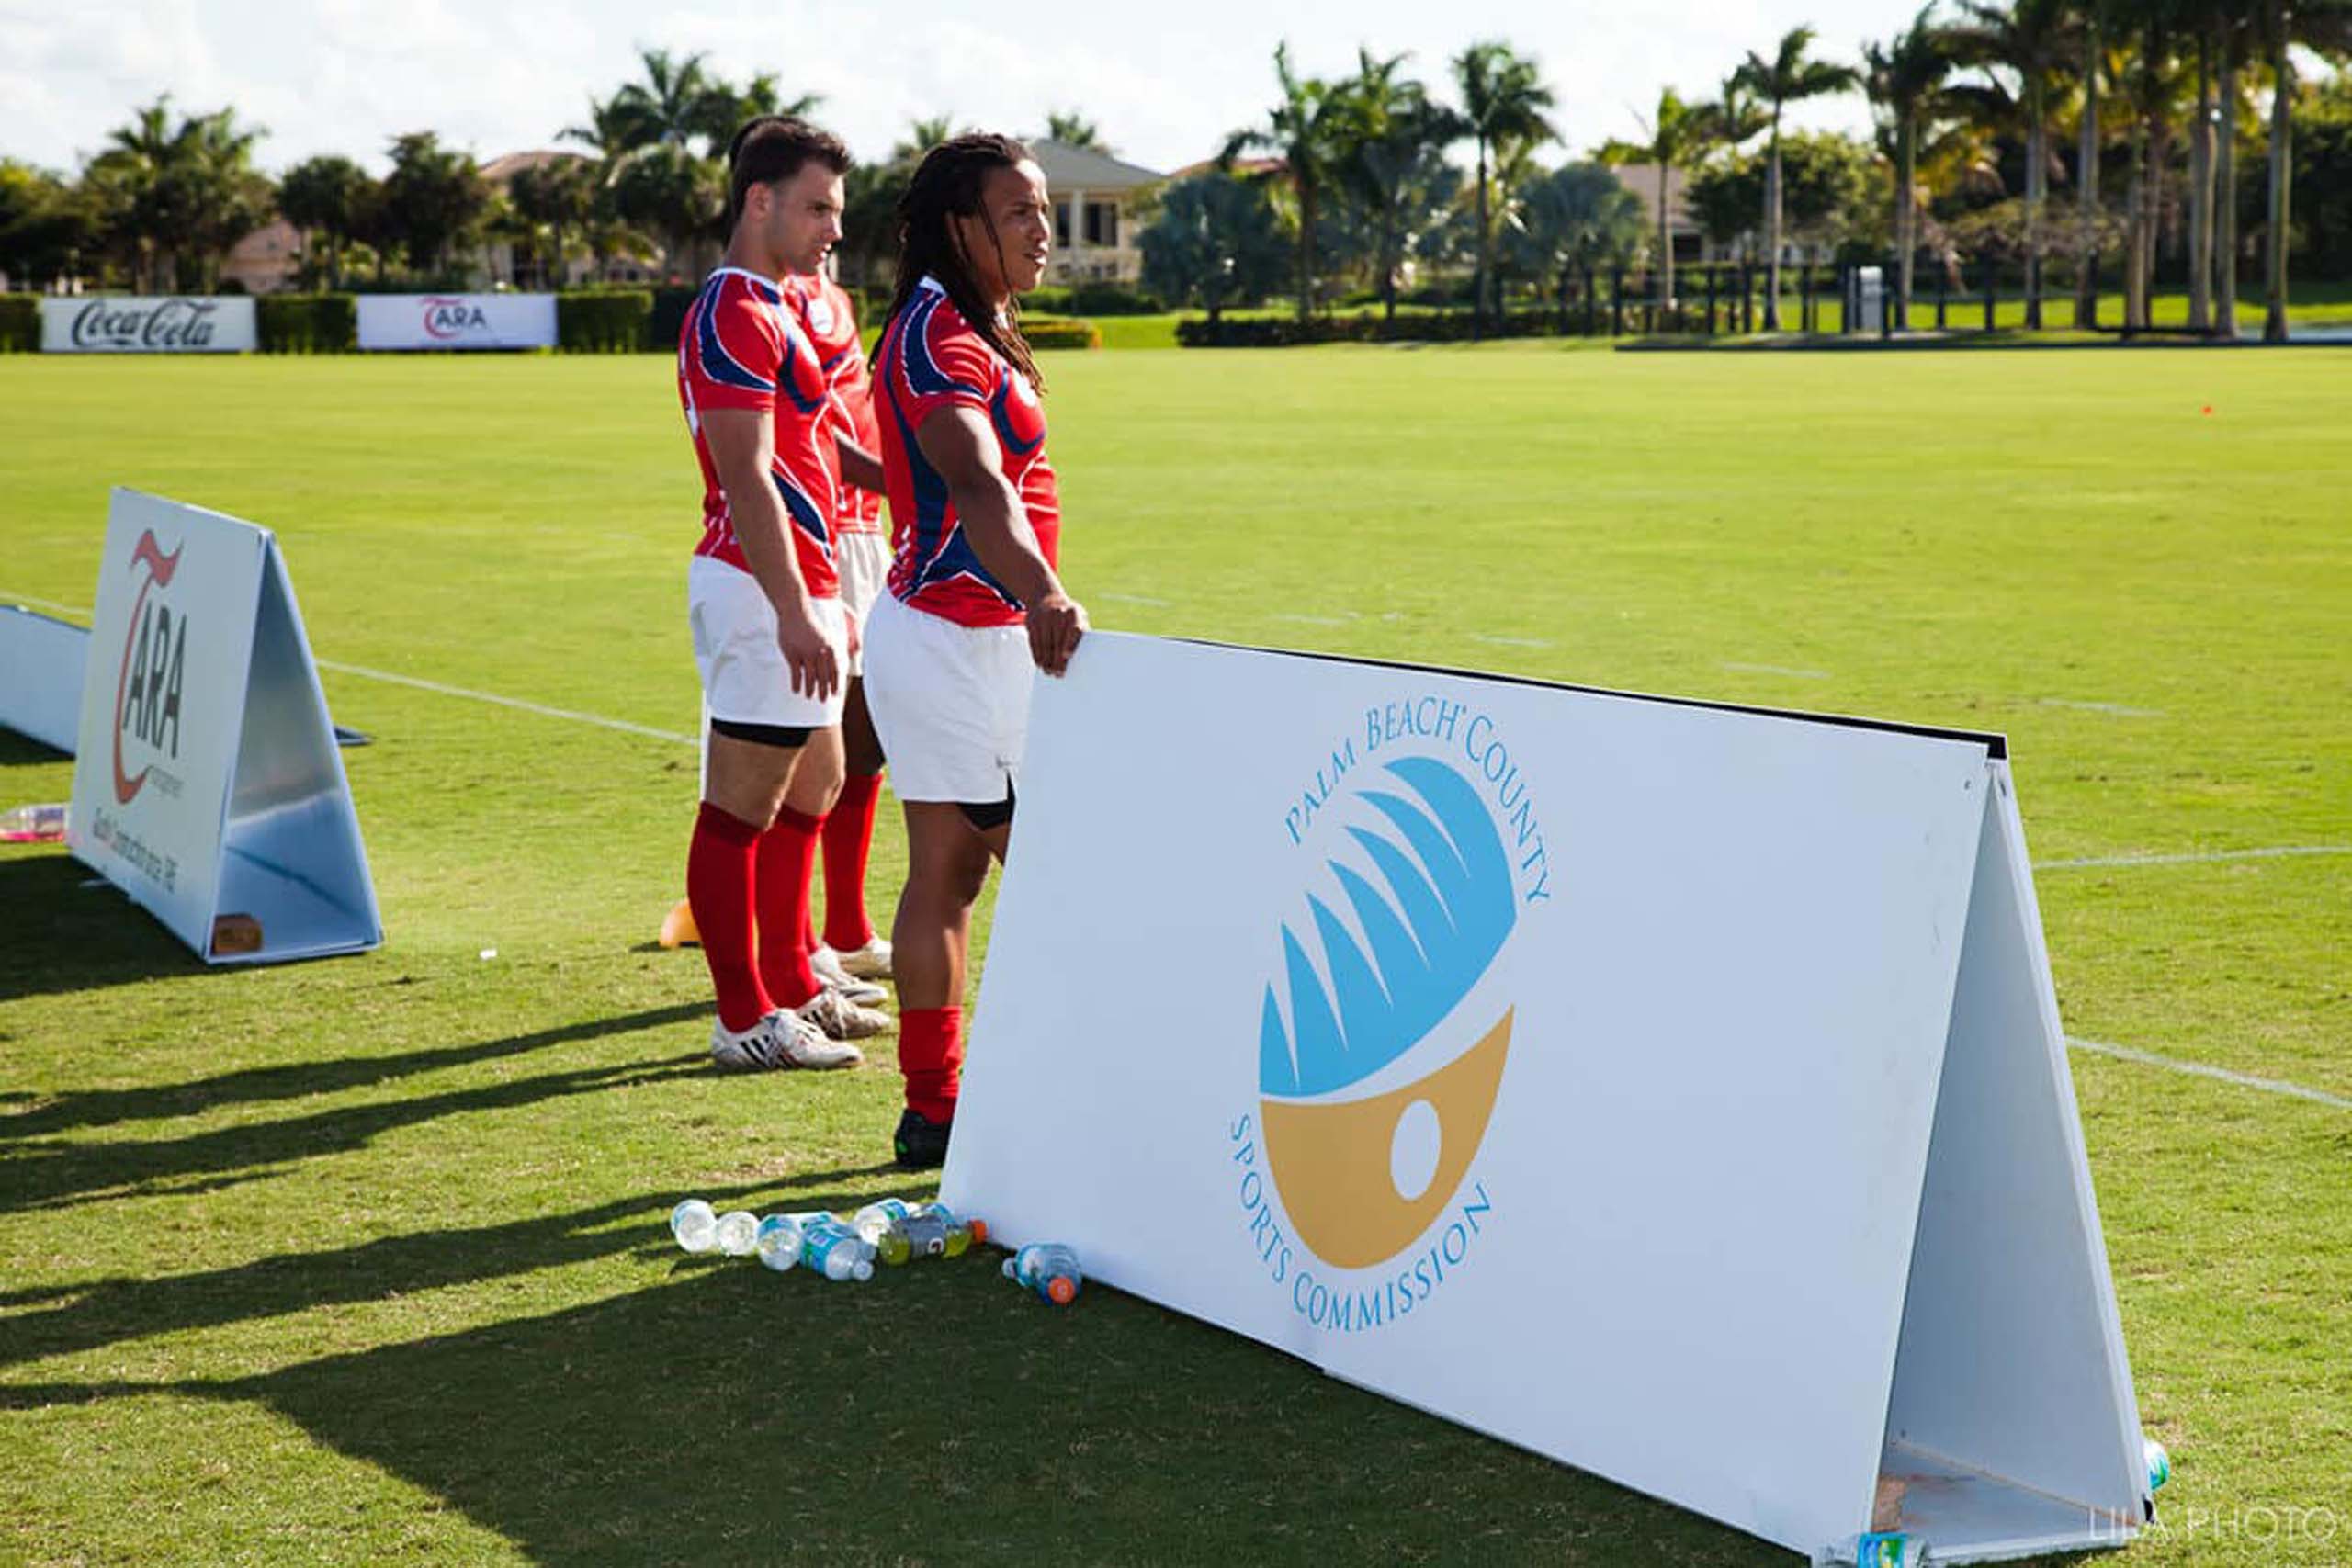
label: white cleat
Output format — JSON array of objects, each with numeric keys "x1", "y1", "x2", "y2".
[
  {"x1": 797, "y1": 985, "x2": 893, "y2": 1042},
  {"x1": 831, "y1": 937, "x2": 894, "y2": 982},
  {"x1": 711, "y1": 1009, "x2": 863, "y2": 1071},
  {"x1": 810, "y1": 944, "x2": 888, "y2": 1005}
]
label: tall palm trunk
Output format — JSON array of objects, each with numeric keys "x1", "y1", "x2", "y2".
[
  {"x1": 2217, "y1": 45, "x2": 2242, "y2": 335},
  {"x1": 1657, "y1": 169, "x2": 1674, "y2": 325},
  {"x1": 1897, "y1": 117, "x2": 1919, "y2": 326},
  {"x1": 2025, "y1": 80, "x2": 2048, "y2": 329},
  {"x1": 2189, "y1": 32, "x2": 2216, "y2": 332},
  {"x1": 2125, "y1": 110, "x2": 2150, "y2": 329},
  {"x1": 2262, "y1": 1, "x2": 2292, "y2": 343},
  {"x1": 2075, "y1": 17, "x2": 2103, "y2": 327},
  {"x1": 1296, "y1": 181, "x2": 1317, "y2": 324},
  {"x1": 1474, "y1": 138, "x2": 1492, "y2": 332},
  {"x1": 1763, "y1": 113, "x2": 1786, "y2": 329}
]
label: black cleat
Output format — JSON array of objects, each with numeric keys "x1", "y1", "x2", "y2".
[{"x1": 893, "y1": 1107, "x2": 953, "y2": 1169}]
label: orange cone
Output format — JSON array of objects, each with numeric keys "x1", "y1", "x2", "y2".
[{"x1": 657, "y1": 898, "x2": 700, "y2": 949}]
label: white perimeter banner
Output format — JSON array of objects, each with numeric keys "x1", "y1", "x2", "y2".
[
  {"x1": 356, "y1": 293, "x2": 556, "y2": 350},
  {"x1": 947, "y1": 633, "x2": 2147, "y2": 1563},
  {"x1": 41, "y1": 296, "x2": 255, "y2": 353}
]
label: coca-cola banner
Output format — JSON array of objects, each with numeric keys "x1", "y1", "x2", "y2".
[
  {"x1": 356, "y1": 293, "x2": 556, "y2": 351},
  {"x1": 41, "y1": 296, "x2": 257, "y2": 354}
]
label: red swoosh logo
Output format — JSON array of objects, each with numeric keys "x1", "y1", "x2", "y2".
[{"x1": 112, "y1": 529, "x2": 184, "y2": 805}]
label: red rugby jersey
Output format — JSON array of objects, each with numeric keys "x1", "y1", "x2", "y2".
[
  {"x1": 677, "y1": 265, "x2": 839, "y2": 597},
  {"x1": 873, "y1": 276, "x2": 1060, "y2": 628},
  {"x1": 787, "y1": 273, "x2": 887, "y2": 537}
]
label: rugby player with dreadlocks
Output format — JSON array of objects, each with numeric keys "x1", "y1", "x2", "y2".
[{"x1": 865, "y1": 133, "x2": 1087, "y2": 1168}]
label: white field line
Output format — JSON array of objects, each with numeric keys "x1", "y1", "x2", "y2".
[
  {"x1": 5, "y1": 592, "x2": 91, "y2": 619},
  {"x1": 1722, "y1": 660, "x2": 1832, "y2": 680},
  {"x1": 2066, "y1": 1037, "x2": 2350, "y2": 1111},
  {"x1": 1274, "y1": 612, "x2": 1355, "y2": 626},
  {"x1": 2039, "y1": 698, "x2": 2165, "y2": 717},
  {"x1": 1097, "y1": 592, "x2": 1170, "y2": 607},
  {"x1": 2037, "y1": 845, "x2": 2351, "y2": 871},
  {"x1": 1469, "y1": 633, "x2": 1553, "y2": 649},
  {"x1": 311, "y1": 660, "x2": 695, "y2": 747}
]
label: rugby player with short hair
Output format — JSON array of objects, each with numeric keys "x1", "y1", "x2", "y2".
[
  {"x1": 865, "y1": 133, "x2": 1087, "y2": 1167},
  {"x1": 677, "y1": 118, "x2": 892, "y2": 1071}
]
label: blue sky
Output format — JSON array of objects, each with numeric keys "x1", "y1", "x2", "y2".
[{"x1": 2, "y1": 0, "x2": 1910, "y2": 176}]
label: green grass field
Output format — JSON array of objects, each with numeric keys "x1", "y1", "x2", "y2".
[{"x1": 2, "y1": 344, "x2": 2347, "y2": 1566}]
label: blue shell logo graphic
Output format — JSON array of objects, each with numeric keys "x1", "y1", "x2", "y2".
[{"x1": 1259, "y1": 757, "x2": 1518, "y2": 1269}]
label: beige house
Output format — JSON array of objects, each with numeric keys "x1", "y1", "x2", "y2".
[
  {"x1": 1029, "y1": 139, "x2": 1162, "y2": 285},
  {"x1": 1607, "y1": 163, "x2": 1707, "y2": 265},
  {"x1": 220, "y1": 218, "x2": 303, "y2": 294}
]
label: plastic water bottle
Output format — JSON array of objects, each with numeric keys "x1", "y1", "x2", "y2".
[
  {"x1": 0, "y1": 804, "x2": 66, "y2": 843},
  {"x1": 803, "y1": 1222, "x2": 875, "y2": 1282},
  {"x1": 1814, "y1": 1533, "x2": 1932, "y2": 1567},
  {"x1": 851, "y1": 1199, "x2": 917, "y2": 1245},
  {"x1": 1003, "y1": 1242, "x2": 1082, "y2": 1303},
  {"x1": 2144, "y1": 1438, "x2": 2170, "y2": 1493},
  {"x1": 911, "y1": 1201, "x2": 988, "y2": 1255},
  {"x1": 754, "y1": 1214, "x2": 804, "y2": 1272},
  {"x1": 670, "y1": 1199, "x2": 718, "y2": 1254},
  {"x1": 714, "y1": 1210, "x2": 759, "y2": 1256}
]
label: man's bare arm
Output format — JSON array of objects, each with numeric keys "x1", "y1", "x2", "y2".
[
  {"x1": 702, "y1": 405, "x2": 840, "y2": 701},
  {"x1": 912, "y1": 405, "x2": 1085, "y2": 676}
]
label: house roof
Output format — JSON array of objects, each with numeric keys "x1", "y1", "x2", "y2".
[
  {"x1": 1027, "y1": 138, "x2": 1162, "y2": 193},
  {"x1": 1608, "y1": 162, "x2": 1697, "y2": 234},
  {"x1": 1166, "y1": 155, "x2": 1285, "y2": 182},
  {"x1": 481, "y1": 149, "x2": 593, "y2": 186}
]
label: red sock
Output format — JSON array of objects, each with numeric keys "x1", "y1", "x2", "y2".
[
  {"x1": 688, "y1": 803, "x2": 770, "y2": 1032},
  {"x1": 899, "y1": 1006, "x2": 964, "y2": 1122},
  {"x1": 757, "y1": 805, "x2": 824, "y2": 1009},
  {"x1": 821, "y1": 770, "x2": 883, "y2": 952}
]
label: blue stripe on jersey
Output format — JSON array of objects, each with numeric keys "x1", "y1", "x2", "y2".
[
  {"x1": 694, "y1": 279, "x2": 775, "y2": 394},
  {"x1": 899, "y1": 289, "x2": 986, "y2": 400},
  {"x1": 884, "y1": 370, "x2": 955, "y2": 582},
  {"x1": 989, "y1": 379, "x2": 1042, "y2": 457},
  {"x1": 773, "y1": 470, "x2": 832, "y2": 559},
  {"x1": 778, "y1": 332, "x2": 826, "y2": 415}
]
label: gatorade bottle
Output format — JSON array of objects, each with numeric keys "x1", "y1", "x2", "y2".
[
  {"x1": 1814, "y1": 1533, "x2": 1932, "y2": 1567},
  {"x1": 670, "y1": 1199, "x2": 718, "y2": 1254},
  {"x1": 850, "y1": 1199, "x2": 917, "y2": 1246},
  {"x1": 754, "y1": 1214, "x2": 804, "y2": 1272},
  {"x1": 911, "y1": 1201, "x2": 989, "y2": 1256},
  {"x1": 1002, "y1": 1242, "x2": 1082, "y2": 1303},
  {"x1": 875, "y1": 1213, "x2": 952, "y2": 1266}
]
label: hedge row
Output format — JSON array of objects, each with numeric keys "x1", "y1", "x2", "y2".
[
  {"x1": 1024, "y1": 282, "x2": 1162, "y2": 316},
  {"x1": 557, "y1": 290, "x2": 654, "y2": 352},
  {"x1": 0, "y1": 294, "x2": 36, "y2": 352},
  {"x1": 257, "y1": 293, "x2": 357, "y2": 353},
  {"x1": 1174, "y1": 311, "x2": 1571, "y2": 347},
  {"x1": 1023, "y1": 317, "x2": 1102, "y2": 350}
]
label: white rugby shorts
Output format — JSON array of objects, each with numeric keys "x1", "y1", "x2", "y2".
[
  {"x1": 688, "y1": 555, "x2": 848, "y2": 730},
  {"x1": 861, "y1": 588, "x2": 1033, "y2": 804},
  {"x1": 833, "y1": 530, "x2": 891, "y2": 676}
]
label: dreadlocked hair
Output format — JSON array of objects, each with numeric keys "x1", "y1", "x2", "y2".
[{"x1": 885, "y1": 132, "x2": 1046, "y2": 395}]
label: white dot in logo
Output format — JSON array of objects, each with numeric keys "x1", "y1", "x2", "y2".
[{"x1": 1389, "y1": 1100, "x2": 1441, "y2": 1201}]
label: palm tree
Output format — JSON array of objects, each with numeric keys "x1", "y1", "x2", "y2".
[
  {"x1": 2211, "y1": 4, "x2": 2256, "y2": 336},
  {"x1": 1452, "y1": 40, "x2": 1558, "y2": 328},
  {"x1": 1336, "y1": 49, "x2": 1462, "y2": 321},
  {"x1": 605, "y1": 48, "x2": 728, "y2": 153},
  {"x1": 2258, "y1": 0, "x2": 2352, "y2": 340},
  {"x1": 1606, "y1": 89, "x2": 1718, "y2": 322},
  {"x1": 1733, "y1": 28, "x2": 1860, "y2": 329},
  {"x1": 1226, "y1": 43, "x2": 1359, "y2": 321},
  {"x1": 2072, "y1": 0, "x2": 2113, "y2": 327},
  {"x1": 1864, "y1": 6, "x2": 1956, "y2": 327},
  {"x1": 704, "y1": 73, "x2": 821, "y2": 149},
  {"x1": 1046, "y1": 110, "x2": 1111, "y2": 152},
  {"x1": 1943, "y1": 0, "x2": 2074, "y2": 327},
  {"x1": 278, "y1": 154, "x2": 375, "y2": 288}
]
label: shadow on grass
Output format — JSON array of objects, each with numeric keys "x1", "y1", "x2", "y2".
[
  {"x1": 2, "y1": 1001, "x2": 709, "y2": 1140},
  {"x1": 0, "y1": 1261, "x2": 1848, "y2": 1567},
  {"x1": 0, "y1": 853, "x2": 212, "y2": 1004},
  {"x1": 0, "y1": 1050, "x2": 707, "y2": 1215},
  {"x1": 0, "y1": 728, "x2": 73, "y2": 769},
  {"x1": 0, "y1": 1175, "x2": 891, "y2": 1371}
]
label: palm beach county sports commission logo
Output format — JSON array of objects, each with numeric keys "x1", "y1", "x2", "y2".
[{"x1": 1230, "y1": 694, "x2": 1552, "y2": 1334}]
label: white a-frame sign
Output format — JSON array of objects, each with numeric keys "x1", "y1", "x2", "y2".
[
  {"x1": 947, "y1": 633, "x2": 2151, "y2": 1564},
  {"x1": 69, "y1": 489, "x2": 381, "y2": 964}
]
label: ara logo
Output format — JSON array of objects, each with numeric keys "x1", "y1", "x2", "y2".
[
  {"x1": 422, "y1": 296, "x2": 492, "y2": 340},
  {"x1": 1233, "y1": 697, "x2": 1553, "y2": 1335},
  {"x1": 112, "y1": 528, "x2": 190, "y2": 805}
]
